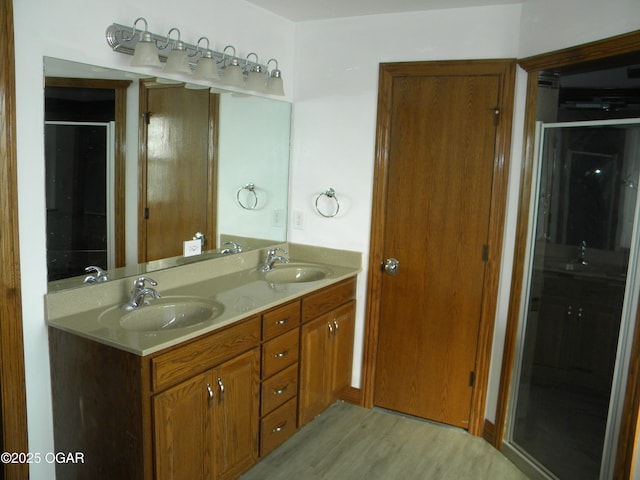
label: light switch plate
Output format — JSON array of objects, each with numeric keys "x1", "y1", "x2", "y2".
[{"x1": 183, "y1": 239, "x2": 202, "y2": 257}]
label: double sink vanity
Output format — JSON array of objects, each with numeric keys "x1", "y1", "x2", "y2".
[{"x1": 46, "y1": 243, "x2": 361, "y2": 479}]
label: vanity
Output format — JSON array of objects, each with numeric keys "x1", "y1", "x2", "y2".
[{"x1": 46, "y1": 244, "x2": 360, "y2": 480}]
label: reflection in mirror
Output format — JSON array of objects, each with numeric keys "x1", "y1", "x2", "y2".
[{"x1": 44, "y1": 57, "x2": 291, "y2": 291}]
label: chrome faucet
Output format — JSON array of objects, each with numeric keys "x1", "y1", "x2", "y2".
[
  {"x1": 221, "y1": 241, "x2": 243, "y2": 255},
  {"x1": 83, "y1": 265, "x2": 108, "y2": 284},
  {"x1": 123, "y1": 277, "x2": 161, "y2": 311},
  {"x1": 260, "y1": 247, "x2": 289, "y2": 272}
]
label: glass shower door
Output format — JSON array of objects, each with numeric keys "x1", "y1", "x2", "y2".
[{"x1": 507, "y1": 119, "x2": 640, "y2": 479}]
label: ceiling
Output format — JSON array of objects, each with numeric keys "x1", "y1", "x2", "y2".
[{"x1": 244, "y1": 0, "x2": 523, "y2": 22}]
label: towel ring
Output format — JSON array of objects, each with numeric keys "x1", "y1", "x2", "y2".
[
  {"x1": 236, "y1": 183, "x2": 259, "y2": 210},
  {"x1": 315, "y1": 188, "x2": 340, "y2": 218}
]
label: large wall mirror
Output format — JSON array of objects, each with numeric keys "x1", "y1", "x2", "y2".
[{"x1": 44, "y1": 57, "x2": 291, "y2": 291}]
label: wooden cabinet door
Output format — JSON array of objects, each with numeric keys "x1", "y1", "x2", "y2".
[
  {"x1": 329, "y1": 301, "x2": 355, "y2": 399},
  {"x1": 153, "y1": 370, "x2": 214, "y2": 480},
  {"x1": 212, "y1": 348, "x2": 260, "y2": 480},
  {"x1": 299, "y1": 314, "x2": 332, "y2": 426}
]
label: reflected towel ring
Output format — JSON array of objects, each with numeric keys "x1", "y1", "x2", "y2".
[
  {"x1": 236, "y1": 183, "x2": 259, "y2": 210},
  {"x1": 315, "y1": 188, "x2": 340, "y2": 218}
]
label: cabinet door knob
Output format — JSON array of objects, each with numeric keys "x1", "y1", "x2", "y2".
[
  {"x1": 207, "y1": 383, "x2": 214, "y2": 408},
  {"x1": 333, "y1": 319, "x2": 339, "y2": 335},
  {"x1": 274, "y1": 350, "x2": 289, "y2": 358},
  {"x1": 217, "y1": 378, "x2": 225, "y2": 404},
  {"x1": 328, "y1": 322, "x2": 334, "y2": 336},
  {"x1": 275, "y1": 318, "x2": 289, "y2": 325}
]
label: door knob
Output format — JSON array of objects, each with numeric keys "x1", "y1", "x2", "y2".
[
  {"x1": 193, "y1": 232, "x2": 206, "y2": 247},
  {"x1": 384, "y1": 258, "x2": 399, "y2": 275}
]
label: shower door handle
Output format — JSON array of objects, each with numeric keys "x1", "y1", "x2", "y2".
[{"x1": 384, "y1": 258, "x2": 399, "y2": 276}]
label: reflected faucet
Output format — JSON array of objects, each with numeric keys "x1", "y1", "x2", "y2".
[
  {"x1": 123, "y1": 277, "x2": 161, "y2": 311},
  {"x1": 83, "y1": 265, "x2": 108, "y2": 284},
  {"x1": 260, "y1": 247, "x2": 289, "y2": 272},
  {"x1": 577, "y1": 240, "x2": 589, "y2": 265},
  {"x1": 221, "y1": 241, "x2": 243, "y2": 255}
]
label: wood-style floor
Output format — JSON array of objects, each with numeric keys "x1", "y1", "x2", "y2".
[{"x1": 241, "y1": 402, "x2": 529, "y2": 479}]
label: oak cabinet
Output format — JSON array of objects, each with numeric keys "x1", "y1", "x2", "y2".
[
  {"x1": 299, "y1": 279, "x2": 356, "y2": 427},
  {"x1": 49, "y1": 315, "x2": 261, "y2": 480}
]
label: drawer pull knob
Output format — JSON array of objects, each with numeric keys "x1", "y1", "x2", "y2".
[
  {"x1": 274, "y1": 350, "x2": 289, "y2": 358},
  {"x1": 273, "y1": 386, "x2": 288, "y2": 396},
  {"x1": 272, "y1": 421, "x2": 288, "y2": 433},
  {"x1": 275, "y1": 318, "x2": 289, "y2": 325}
]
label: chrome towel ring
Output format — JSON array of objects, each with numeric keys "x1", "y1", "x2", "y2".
[
  {"x1": 236, "y1": 183, "x2": 259, "y2": 210},
  {"x1": 315, "y1": 188, "x2": 340, "y2": 218}
]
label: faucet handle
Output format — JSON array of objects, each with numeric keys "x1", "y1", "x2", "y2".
[
  {"x1": 270, "y1": 247, "x2": 288, "y2": 255},
  {"x1": 133, "y1": 277, "x2": 158, "y2": 289}
]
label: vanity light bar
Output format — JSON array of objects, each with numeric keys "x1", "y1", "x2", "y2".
[{"x1": 105, "y1": 23, "x2": 268, "y2": 75}]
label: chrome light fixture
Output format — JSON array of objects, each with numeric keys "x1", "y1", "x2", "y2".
[
  {"x1": 244, "y1": 53, "x2": 266, "y2": 93},
  {"x1": 221, "y1": 46, "x2": 245, "y2": 88},
  {"x1": 106, "y1": 20, "x2": 283, "y2": 95},
  {"x1": 161, "y1": 28, "x2": 191, "y2": 75},
  {"x1": 128, "y1": 18, "x2": 161, "y2": 68},
  {"x1": 266, "y1": 58, "x2": 285, "y2": 96},
  {"x1": 193, "y1": 37, "x2": 220, "y2": 82}
]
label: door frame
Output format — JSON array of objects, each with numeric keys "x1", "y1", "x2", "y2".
[
  {"x1": 493, "y1": 30, "x2": 640, "y2": 479},
  {"x1": 0, "y1": 0, "x2": 29, "y2": 477},
  {"x1": 361, "y1": 59, "x2": 516, "y2": 436}
]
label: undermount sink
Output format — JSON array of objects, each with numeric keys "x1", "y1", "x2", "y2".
[
  {"x1": 264, "y1": 263, "x2": 333, "y2": 284},
  {"x1": 99, "y1": 296, "x2": 224, "y2": 332}
]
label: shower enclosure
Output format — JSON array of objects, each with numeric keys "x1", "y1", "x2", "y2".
[{"x1": 505, "y1": 118, "x2": 640, "y2": 479}]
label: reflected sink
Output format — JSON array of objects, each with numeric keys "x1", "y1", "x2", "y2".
[
  {"x1": 99, "y1": 296, "x2": 224, "y2": 332},
  {"x1": 264, "y1": 263, "x2": 333, "y2": 284}
]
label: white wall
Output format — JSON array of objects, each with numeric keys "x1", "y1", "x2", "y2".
[
  {"x1": 13, "y1": 1, "x2": 293, "y2": 478},
  {"x1": 289, "y1": 3, "x2": 523, "y2": 393}
]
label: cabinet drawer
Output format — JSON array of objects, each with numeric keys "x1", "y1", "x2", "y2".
[
  {"x1": 302, "y1": 277, "x2": 356, "y2": 323},
  {"x1": 262, "y1": 301, "x2": 300, "y2": 341},
  {"x1": 261, "y1": 363, "x2": 298, "y2": 416},
  {"x1": 262, "y1": 328, "x2": 299, "y2": 378},
  {"x1": 151, "y1": 316, "x2": 260, "y2": 392},
  {"x1": 260, "y1": 397, "x2": 297, "y2": 457}
]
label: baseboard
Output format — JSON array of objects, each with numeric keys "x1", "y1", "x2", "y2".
[
  {"x1": 339, "y1": 386, "x2": 363, "y2": 406},
  {"x1": 482, "y1": 419, "x2": 497, "y2": 446}
]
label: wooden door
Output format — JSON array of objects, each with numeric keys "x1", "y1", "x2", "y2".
[
  {"x1": 298, "y1": 314, "x2": 332, "y2": 426},
  {"x1": 212, "y1": 348, "x2": 259, "y2": 480},
  {"x1": 372, "y1": 61, "x2": 514, "y2": 430},
  {"x1": 153, "y1": 370, "x2": 214, "y2": 480},
  {"x1": 140, "y1": 83, "x2": 216, "y2": 262}
]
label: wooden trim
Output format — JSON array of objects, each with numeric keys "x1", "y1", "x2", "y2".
[
  {"x1": 519, "y1": 29, "x2": 640, "y2": 72},
  {"x1": 208, "y1": 93, "x2": 219, "y2": 249},
  {"x1": 482, "y1": 419, "x2": 497, "y2": 446},
  {"x1": 44, "y1": 77, "x2": 131, "y2": 268},
  {"x1": 0, "y1": 0, "x2": 29, "y2": 478},
  {"x1": 494, "y1": 32, "x2": 640, "y2": 480},
  {"x1": 362, "y1": 59, "x2": 516, "y2": 438},
  {"x1": 339, "y1": 386, "x2": 363, "y2": 407},
  {"x1": 137, "y1": 80, "x2": 150, "y2": 263}
]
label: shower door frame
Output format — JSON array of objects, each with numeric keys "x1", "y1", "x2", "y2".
[
  {"x1": 493, "y1": 30, "x2": 640, "y2": 480},
  {"x1": 503, "y1": 118, "x2": 640, "y2": 479}
]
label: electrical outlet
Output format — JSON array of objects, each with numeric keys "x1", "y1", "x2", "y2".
[
  {"x1": 183, "y1": 239, "x2": 202, "y2": 257},
  {"x1": 272, "y1": 208, "x2": 284, "y2": 227}
]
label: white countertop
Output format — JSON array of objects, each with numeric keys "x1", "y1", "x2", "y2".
[{"x1": 46, "y1": 245, "x2": 361, "y2": 356}]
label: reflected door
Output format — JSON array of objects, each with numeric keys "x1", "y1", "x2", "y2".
[{"x1": 507, "y1": 120, "x2": 640, "y2": 479}]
